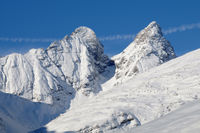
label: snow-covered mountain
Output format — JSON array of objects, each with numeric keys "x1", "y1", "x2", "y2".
[
  {"x1": 0, "y1": 26, "x2": 113, "y2": 132},
  {"x1": 113, "y1": 21, "x2": 176, "y2": 83},
  {"x1": 1, "y1": 21, "x2": 200, "y2": 133},
  {"x1": 0, "y1": 26, "x2": 113, "y2": 105},
  {"x1": 46, "y1": 27, "x2": 113, "y2": 95}
]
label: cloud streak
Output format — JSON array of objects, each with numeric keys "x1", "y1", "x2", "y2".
[
  {"x1": 99, "y1": 22, "x2": 200, "y2": 41},
  {"x1": 0, "y1": 37, "x2": 56, "y2": 43},
  {"x1": 163, "y1": 23, "x2": 200, "y2": 35},
  {"x1": 99, "y1": 34, "x2": 136, "y2": 41},
  {"x1": 0, "y1": 22, "x2": 200, "y2": 43}
]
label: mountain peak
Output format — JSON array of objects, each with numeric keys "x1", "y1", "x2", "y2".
[
  {"x1": 47, "y1": 26, "x2": 112, "y2": 95},
  {"x1": 113, "y1": 21, "x2": 176, "y2": 82},
  {"x1": 72, "y1": 26, "x2": 96, "y2": 38},
  {"x1": 146, "y1": 21, "x2": 162, "y2": 35},
  {"x1": 74, "y1": 26, "x2": 94, "y2": 33},
  {"x1": 134, "y1": 21, "x2": 163, "y2": 43},
  {"x1": 69, "y1": 26, "x2": 102, "y2": 54},
  {"x1": 0, "y1": 25, "x2": 113, "y2": 105},
  {"x1": 146, "y1": 21, "x2": 159, "y2": 28}
]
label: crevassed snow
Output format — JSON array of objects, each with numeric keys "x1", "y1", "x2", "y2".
[{"x1": 45, "y1": 48, "x2": 200, "y2": 132}]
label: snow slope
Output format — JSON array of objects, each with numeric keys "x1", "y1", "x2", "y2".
[
  {"x1": 44, "y1": 48, "x2": 200, "y2": 132},
  {"x1": 0, "y1": 91, "x2": 60, "y2": 133},
  {"x1": 114, "y1": 101, "x2": 200, "y2": 133}
]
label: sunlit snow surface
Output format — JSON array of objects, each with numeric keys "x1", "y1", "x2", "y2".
[
  {"x1": 113, "y1": 101, "x2": 200, "y2": 133},
  {"x1": 46, "y1": 49, "x2": 200, "y2": 132}
]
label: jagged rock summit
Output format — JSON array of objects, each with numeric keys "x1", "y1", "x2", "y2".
[
  {"x1": 113, "y1": 21, "x2": 176, "y2": 82},
  {"x1": 0, "y1": 26, "x2": 113, "y2": 105},
  {"x1": 47, "y1": 26, "x2": 113, "y2": 95}
]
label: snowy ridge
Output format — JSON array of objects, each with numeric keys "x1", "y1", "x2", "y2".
[{"x1": 113, "y1": 21, "x2": 176, "y2": 83}]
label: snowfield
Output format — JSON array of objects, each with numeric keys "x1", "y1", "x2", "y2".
[{"x1": 113, "y1": 101, "x2": 200, "y2": 133}]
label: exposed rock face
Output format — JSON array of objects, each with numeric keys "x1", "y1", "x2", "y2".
[
  {"x1": 0, "y1": 26, "x2": 112, "y2": 104},
  {"x1": 47, "y1": 26, "x2": 113, "y2": 95},
  {"x1": 113, "y1": 21, "x2": 176, "y2": 82}
]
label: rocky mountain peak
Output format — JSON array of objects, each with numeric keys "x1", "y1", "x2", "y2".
[
  {"x1": 73, "y1": 26, "x2": 96, "y2": 37},
  {"x1": 70, "y1": 26, "x2": 105, "y2": 62},
  {"x1": 71, "y1": 26, "x2": 100, "y2": 47},
  {"x1": 113, "y1": 21, "x2": 176, "y2": 83},
  {"x1": 145, "y1": 21, "x2": 161, "y2": 31},
  {"x1": 0, "y1": 26, "x2": 113, "y2": 104},
  {"x1": 45, "y1": 26, "x2": 113, "y2": 95},
  {"x1": 134, "y1": 21, "x2": 162, "y2": 44}
]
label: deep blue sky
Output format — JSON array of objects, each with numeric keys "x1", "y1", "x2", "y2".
[{"x1": 0, "y1": 0, "x2": 200, "y2": 56}]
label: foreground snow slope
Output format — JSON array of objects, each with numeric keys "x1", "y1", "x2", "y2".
[
  {"x1": 45, "y1": 48, "x2": 200, "y2": 132},
  {"x1": 0, "y1": 91, "x2": 57, "y2": 133},
  {"x1": 114, "y1": 101, "x2": 200, "y2": 133}
]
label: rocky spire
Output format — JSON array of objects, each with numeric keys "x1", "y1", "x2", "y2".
[{"x1": 113, "y1": 21, "x2": 176, "y2": 82}]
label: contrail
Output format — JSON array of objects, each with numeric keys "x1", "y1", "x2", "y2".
[
  {"x1": 0, "y1": 22, "x2": 200, "y2": 43},
  {"x1": 163, "y1": 23, "x2": 200, "y2": 35},
  {"x1": 99, "y1": 34, "x2": 136, "y2": 41},
  {"x1": 0, "y1": 37, "x2": 56, "y2": 43},
  {"x1": 99, "y1": 22, "x2": 200, "y2": 41}
]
